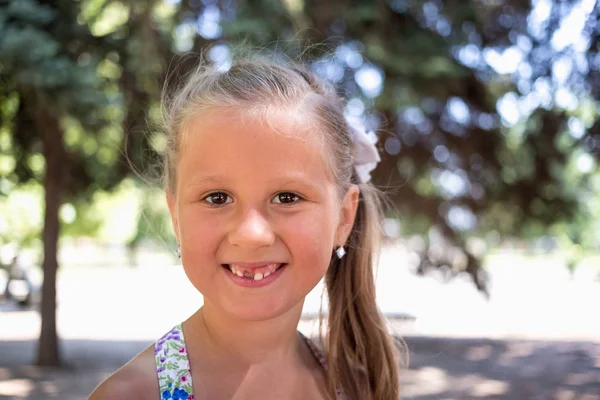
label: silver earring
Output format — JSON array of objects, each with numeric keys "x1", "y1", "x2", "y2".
[
  {"x1": 176, "y1": 245, "x2": 181, "y2": 258},
  {"x1": 335, "y1": 246, "x2": 346, "y2": 259}
]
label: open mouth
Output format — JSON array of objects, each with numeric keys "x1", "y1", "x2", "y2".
[{"x1": 222, "y1": 263, "x2": 286, "y2": 281}]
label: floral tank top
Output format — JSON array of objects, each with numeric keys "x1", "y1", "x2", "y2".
[{"x1": 154, "y1": 323, "x2": 341, "y2": 400}]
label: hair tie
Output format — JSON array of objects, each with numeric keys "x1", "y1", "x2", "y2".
[{"x1": 348, "y1": 126, "x2": 381, "y2": 183}]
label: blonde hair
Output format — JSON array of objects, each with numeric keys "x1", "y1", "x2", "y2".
[{"x1": 161, "y1": 53, "x2": 400, "y2": 400}]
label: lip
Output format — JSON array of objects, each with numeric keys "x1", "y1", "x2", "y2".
[{"x1": 222, "y1": 263, "x2": 287, "y2": 288}]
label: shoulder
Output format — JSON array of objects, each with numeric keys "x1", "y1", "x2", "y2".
[{"x1": 88, "y1": 344, "x2": 158, "y2": 400}]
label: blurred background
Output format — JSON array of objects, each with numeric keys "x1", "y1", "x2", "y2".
[{"x1": 1, "y1": 0, "x2": 600, "y2": 398}]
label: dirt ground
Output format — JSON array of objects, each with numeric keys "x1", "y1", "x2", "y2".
[{"x1": 1, "y1": 335, "x2": 599, "y2": 400}]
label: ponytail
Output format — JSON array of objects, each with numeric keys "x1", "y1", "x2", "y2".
[{"x1": 324, "y1": 183, "x2": 401, "y2": 400}]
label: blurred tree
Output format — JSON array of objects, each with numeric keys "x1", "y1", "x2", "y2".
[
  {"x1": 0, "y1": 0, "x2": 113, "y2": 366},
  {"x1": 0, "y1": 0, "x2": 172, "y2": 366}
]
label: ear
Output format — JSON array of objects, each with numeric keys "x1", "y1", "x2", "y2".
[
  {"x1": 336, "y1": 184, "x2": 360, "y2": 246},
  {"x1": 166, "y1": 189, "x2": 180, "y2": 243}
]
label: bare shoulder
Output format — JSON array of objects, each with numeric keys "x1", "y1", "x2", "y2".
[{"x1": 88, "y1": 344, "x2": 158, "y2": 400}]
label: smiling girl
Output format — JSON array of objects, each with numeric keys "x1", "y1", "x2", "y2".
[{"x1": 89, "y1": 55, "x2": 400, "y2": 400}]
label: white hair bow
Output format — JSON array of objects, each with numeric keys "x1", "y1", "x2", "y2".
[{"x1": 348, "y1": 126, "x2": 381, "y2": 183}]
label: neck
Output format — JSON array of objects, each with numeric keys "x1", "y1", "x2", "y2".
[{"x1": 185, "y1": 299, "x2": 305, "y2": 367}]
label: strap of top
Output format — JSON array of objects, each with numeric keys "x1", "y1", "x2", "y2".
[
  {"x1": 298, "y1": 331, "x2": 329, "y2": 370},
  {"x1": 155, "y1": 324, "x2": 194, "y2": 400},
  {"x1": 299, "y1": 332, "x2": 344, "y2": 399}
]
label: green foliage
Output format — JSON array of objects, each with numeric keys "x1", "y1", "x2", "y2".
[
  {"x1": 0, "y1": 0, "x2": 126, "y2": 203},
  {"x1": 0, "y1": 181, "x2": 43, "y2": 249},
  {"x1": 0, "y1": 1, "x2": 110, "y2": 115},
  {"x1": 0, "y1": 0, "x2": 173, "y2": 246}
]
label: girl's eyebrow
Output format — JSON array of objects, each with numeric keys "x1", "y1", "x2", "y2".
[
  {"x1": 274, "y1": 177, "x2": 321, "y2": 189},
  {"x1": 186, "y1": 175, "x2": 227, "y2": 187}
]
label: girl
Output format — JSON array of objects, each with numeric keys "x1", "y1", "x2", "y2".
[{"x1": 89, "y1": 54, "x2": 400, "y2": 400}]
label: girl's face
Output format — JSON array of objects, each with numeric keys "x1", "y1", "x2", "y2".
[{"x1": 167, "y1": 109, "x2": 359, "y2": 322}]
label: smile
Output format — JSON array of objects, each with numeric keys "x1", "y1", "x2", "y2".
[
  {"x1": 221, "y1": 263, "x2": 287, "y2": 287},
  {"x1": 225, "y1": 263, "x2": 284, "y2": 280}
]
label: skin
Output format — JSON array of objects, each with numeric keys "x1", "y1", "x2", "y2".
[{"x1": 88, "y1": 107, "x2": 359, "y2": 400}]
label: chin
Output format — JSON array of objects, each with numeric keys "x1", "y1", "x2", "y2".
[{"x1": 222, "y1": 298, "x2": 303, "y2": 323}]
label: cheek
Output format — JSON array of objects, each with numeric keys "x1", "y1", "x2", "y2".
[
  {"x1": 178, "y1": 209, "x2": 222, "y2": 260},
  {"x1": 177, "y1": 212, "x2": 224, "y2": 295},
  {"x1": 282, "y1": 212, "x2": 337, "y2": 269}
]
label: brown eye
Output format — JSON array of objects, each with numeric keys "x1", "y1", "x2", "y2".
[
  {"x1": 273, "y1": 192, "x2": 300, "y2": 204},
  {"x1": 204, "y1": 192, "x2": 232, "y2": 206}
]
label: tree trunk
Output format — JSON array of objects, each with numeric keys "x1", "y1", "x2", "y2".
[{"x1": 36, "y1": 108, "x2": 65, "y2": 367}]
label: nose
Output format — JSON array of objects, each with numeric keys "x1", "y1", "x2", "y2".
[{"x1": 228, "y1": 208, "x2": 275, "y2": 250}]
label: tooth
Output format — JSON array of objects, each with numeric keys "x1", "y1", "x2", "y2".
[
  {"x1": 263, "y1": 271, "x2": 271, "y2": 277},
  {"x1": 254, "y1": 272, "x2": 263, "y2": 281},
  {"x1": 236, "y1": 270, "x2": 244, "y2": 277}
]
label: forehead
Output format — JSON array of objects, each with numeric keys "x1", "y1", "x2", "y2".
[{"x1": 177, "y1": 108, "x2": 333, "y2": 185}]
